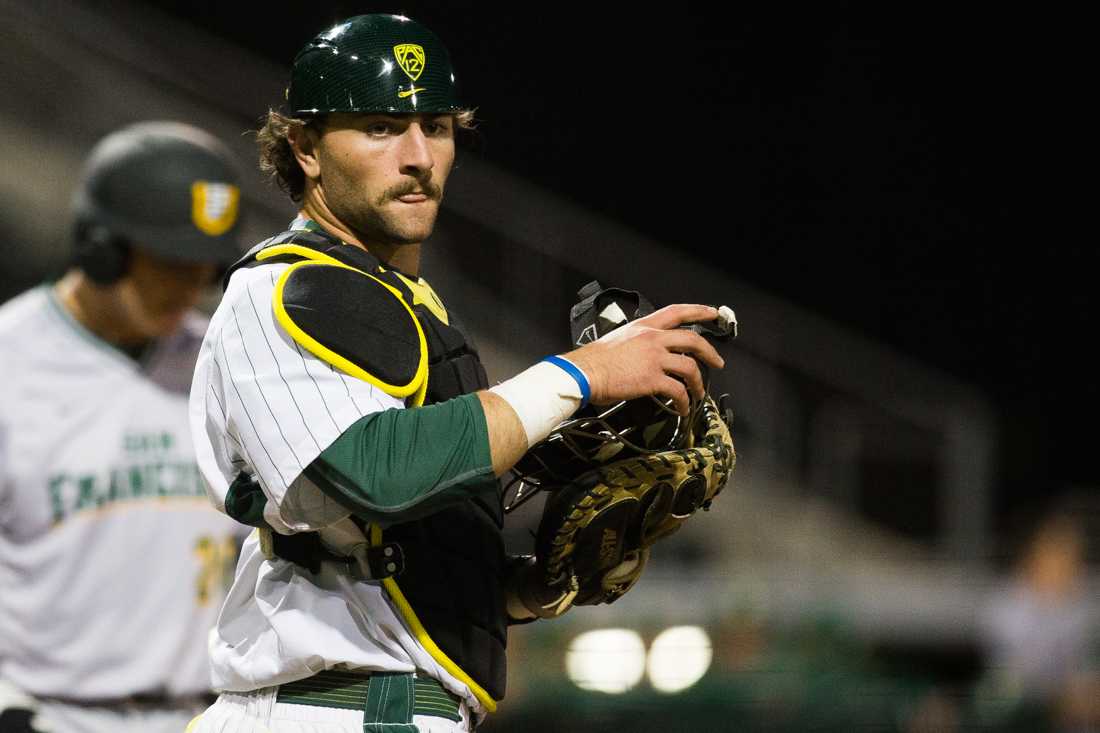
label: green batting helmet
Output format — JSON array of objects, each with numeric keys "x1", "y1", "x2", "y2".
[
  {"x1": 287, "y1": 14, "x2": 462, "y2": 115},
  {"x1": 72, "y1": 121, "x2": 243, "y2": 283}
]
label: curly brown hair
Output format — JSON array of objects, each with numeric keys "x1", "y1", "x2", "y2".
[{"x1": 256, "y1": 109, "x2": 476, "y2": 202}]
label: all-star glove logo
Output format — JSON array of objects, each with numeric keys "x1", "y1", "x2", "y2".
[
  {"x1": 191, "y1": 181, "x2": 240, "y2": 236},
  {"x1": 394, "y1": 43, "x2": 426, "y2": 81}
]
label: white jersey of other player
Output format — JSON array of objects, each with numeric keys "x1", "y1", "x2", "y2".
[{"x1": 0, "y1": 286, "x2": 242, "y2": 701}]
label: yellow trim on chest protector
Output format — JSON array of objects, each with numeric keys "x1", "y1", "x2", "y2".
[
  {"x1": 369, "y1": 524, "x2": 500, "y2": 712},
  {"x1": 261, "y1": 245, "x2": 429, "y2": 405}
]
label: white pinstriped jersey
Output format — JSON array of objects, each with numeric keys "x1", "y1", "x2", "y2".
[
  {"x1": 0, "y1": 285, "x2": 242, "y2": 700},
  {"x1": 189, "y1": 255, "x2": 487, "y2": 717}
]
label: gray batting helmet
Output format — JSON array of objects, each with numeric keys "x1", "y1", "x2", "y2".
[{"x1": 72, "y1": 121, "x2": 243, "y2": 282}]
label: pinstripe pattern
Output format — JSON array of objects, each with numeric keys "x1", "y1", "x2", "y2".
[
  {"x1": 218, "y1": 324, "x2": 289, "y2": 490},
  {"x1": 245, "y1": 278, "x2": 322, "y2": 454},
  {"x1": 271, "y1": 269, "x2": 343, "y2": 434},
  {"x1": 230, "y1": 303, "x2": 308, "y2": 468},
  {"x1": 193, "y1": 261, "x2": 401, "y2": 532}
]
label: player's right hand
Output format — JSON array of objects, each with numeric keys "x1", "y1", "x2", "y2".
[{"x1": 564, "y1": 304, "x2": 726, "y2": 416}]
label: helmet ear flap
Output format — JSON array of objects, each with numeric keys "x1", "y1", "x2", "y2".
[{"x1": 72, "y1": 221, "x2": 130, "y2": 285}]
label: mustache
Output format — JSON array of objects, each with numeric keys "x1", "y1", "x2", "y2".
[{"x1": 378, "y1": 179, "x2": 442, "y2": 203}]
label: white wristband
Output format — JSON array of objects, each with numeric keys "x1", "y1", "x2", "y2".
[{"x1": 489, "y1": 359, "x2": 586, "y2": 448}]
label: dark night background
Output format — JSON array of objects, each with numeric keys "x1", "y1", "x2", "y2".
[{"x1": 147, "y1": 3, "x2": 1090, "y2": 536}]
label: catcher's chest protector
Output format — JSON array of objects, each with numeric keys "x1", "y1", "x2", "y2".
[{"x1": 226, "y1": 230, "x2": 509, "y2": 699}]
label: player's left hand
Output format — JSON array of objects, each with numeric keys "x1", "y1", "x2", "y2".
[{"x1": 565, "y1": 303, "x2": 726, "y2": 416}]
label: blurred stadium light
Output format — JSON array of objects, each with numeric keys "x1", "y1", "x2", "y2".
[
  {"x1": 647, "y1": 626, "x2": 713, "y2": 693},
  {"x1": 565, "y1": 629, "x2": 646, "y2": 694}
]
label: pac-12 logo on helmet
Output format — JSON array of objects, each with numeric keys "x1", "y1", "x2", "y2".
[
  {"x1": 394, "y1": 44, "x2": 426, "y2": 81},
  {"x1": 394, "y1": 43, "x2": 427, "y2": 99},
  {"x1": 191, "y1": 181, "x2": 240, "y2": 237}
]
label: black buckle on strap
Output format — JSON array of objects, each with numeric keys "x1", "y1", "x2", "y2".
[
  {"x1": 365, "y1": 542, "x2": 405, "y2": 579},
  {"x1": 269, "y1": 531, "x2": 405, "y2": 580}
]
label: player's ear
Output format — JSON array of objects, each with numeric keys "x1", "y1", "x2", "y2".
[{"x1": 288, "y1": 121, "x2": 322, "y2": 181}]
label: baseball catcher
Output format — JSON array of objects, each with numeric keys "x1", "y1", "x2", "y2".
[
  {"x1": 186, "y1": 13, "x2": 732, "y2": 730},
  {"x1": 506, "y1": 281, "x2": 737, "y2": 618}
]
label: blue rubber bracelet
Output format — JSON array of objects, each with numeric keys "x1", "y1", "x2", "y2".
[{"x1": 542, "y1": 355, "x2": 591, "y2": 408}]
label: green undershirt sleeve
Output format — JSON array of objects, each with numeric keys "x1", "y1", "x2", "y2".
[
  {"x1": 225, "y1": 472, "x2": 272, "y2": 529},
  {"x1": 303, "y1": 392, "x2": 497, "y2": 528}
]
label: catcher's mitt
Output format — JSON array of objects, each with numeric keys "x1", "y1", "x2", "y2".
[{"x1": 506, "y1": 282, "x2": 736, "y2": 610}]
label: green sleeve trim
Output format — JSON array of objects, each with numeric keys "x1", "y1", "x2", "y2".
[
  {"x1": 303, "y1": 393, "x2": 496, "y2": 527},
  {"x1": 225, "y1": 472, "x2": 273, "y2": 530}
]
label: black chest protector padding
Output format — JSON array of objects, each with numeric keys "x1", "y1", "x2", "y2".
[
  {"x1": 279, "y1": 264, "x2": 422, "y2": 390},
  {"x1": 383, "y1": 500, "x2": 509, "y2": 699},
  {"x1": 421, "y1": 309, "x2": 489, "y2": 409}
]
